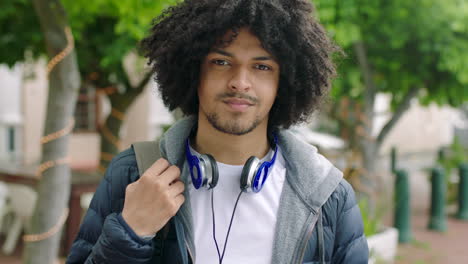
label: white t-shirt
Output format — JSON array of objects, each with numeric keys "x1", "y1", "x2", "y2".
[{"x1": 188, "y1": 147, "x2": 287, "y2": 264}]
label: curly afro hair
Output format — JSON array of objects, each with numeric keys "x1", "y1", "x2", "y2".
[{"x1": 140, "y1": 0, "x2": 341, "y2": 129}]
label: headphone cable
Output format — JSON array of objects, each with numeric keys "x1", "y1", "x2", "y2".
[
  {"x1": 211, "y1": 189, "x2": 244, "y2": 264},
  {"x1": 211, "y1": 189, "x2": 222, "y2": 261}
]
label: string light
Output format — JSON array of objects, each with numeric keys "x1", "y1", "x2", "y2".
[
  {"x1": 101, "y1": 123, "x2": 121, "y2": 148},
  {"x1": 23, "y1": 208, "x2": 70, "y2": 242},
  {"x1": 100, "y1": 152, "x2": 115, "y2": 162},
  {"x1": 40, "y1": 119, "x2": 75, "y2": 144},
  {"x1": 35, "y1": 157, "x2": 72, "y2": 178},
  {"x1": 111, "y1": 107, "x2": 125, "y2": 121},
  {"x1": 98, "y1": 165, "x2": 107, "y2": 174},
  {"x1": 46, "y1": 27, "x2": 74, "y2": 76}
]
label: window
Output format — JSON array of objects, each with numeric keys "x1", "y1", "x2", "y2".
[
  {"x1": 8, "y1": 127, "x2": 15, "y2": 152},
  {"x1": 74, "y1": 85, "x2": 99, "y2": 132},
  {"x1": 0, "y1": 125, "x2": 21, "y2": 162}
]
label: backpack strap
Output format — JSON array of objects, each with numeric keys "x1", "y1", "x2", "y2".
[
  {"x1": 131, "y1": 141, "x2": 171, "y2": 258},
  {"x1": 132, "y1": 141, "x2": 161, "y2": 176}
]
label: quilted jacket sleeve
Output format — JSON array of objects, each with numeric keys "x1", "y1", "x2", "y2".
[
  {"x1": 331, "y1": 180, "x2": 369, "y2": 264},
  {"x1": 66, "y1": 150, "x2": 154, "y2": 264}
]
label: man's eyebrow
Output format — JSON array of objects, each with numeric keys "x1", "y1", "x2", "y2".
[
  {"x1": 212, "y1": 49, "x2": 234, "y2": 57},
  {"x1": 252, "y1": 56, "x2": 274, "y2": 61},
  {"x1": 211, "y1": 48, "x2": 275, "y2": 61}
]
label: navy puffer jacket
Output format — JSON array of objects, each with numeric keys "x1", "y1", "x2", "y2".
[
  {"x1": 67, "y1": 117, "x2": 368, "y2": 263},
  {"x1": 66, "y1": 149, "x2": 368, "y2": 263}
]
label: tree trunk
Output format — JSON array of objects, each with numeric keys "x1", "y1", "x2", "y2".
[
  {"x1": 99, "y1": 106, "x2": 124, "y2": 170},
  {"x1": 23, "y1": 0, "x2": 80, "y2": 263},
  {"x1": 353, "y1": 42, "x2": 420, "y2": 202},
  {"x1": 98, "y1": 86, "x2": 146, "y2": 171},
  {"x1": 353, "y1": 42, "x2": 378, "y2": 183}
]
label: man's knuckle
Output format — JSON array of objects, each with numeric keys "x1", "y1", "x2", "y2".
[
  {"x1": 166, "y1": 165, "x2": 179, "y2": 176},
  {"x1": 172, "y1": 165, "x2": 181, "y2": 174},
  {"x1": 177, "y1": 183, "x2": 185, "y2": 193},
  {"x1": 157, "y1": 158, "x2": 170, "y2": 168},
  {"x1": 140, "y1": 173, "x2": 150, "y2": 182},
  {"x1": 125, "y1": 183, "x2": 135, "y2": 193},
  {"x1": 141, "y1": 169, "x2": 154, "y2": 179}
]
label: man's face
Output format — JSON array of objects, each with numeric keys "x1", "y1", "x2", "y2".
[{"x1": 198, "y1": 27, "x2": 280, "y2": 136}]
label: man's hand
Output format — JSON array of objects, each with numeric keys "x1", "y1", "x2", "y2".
[{"x1": 122, "y1": 158, "x2": 185, "y2": 237}]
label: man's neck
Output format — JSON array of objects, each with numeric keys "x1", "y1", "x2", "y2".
[{"x1": 193, "y1": 117, "x2": 271, "y2": 166}]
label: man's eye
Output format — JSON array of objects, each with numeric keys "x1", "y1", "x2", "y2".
[
  {"x1": 255, "y1": 64, "x2": 272, "y2": 71},
  {"x1": 212, "y1": 59, "x2": 229, "y2": 66}
]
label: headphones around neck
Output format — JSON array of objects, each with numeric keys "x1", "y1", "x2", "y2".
[{"x1": 185, "y1": 133, "x2": 278, "y2": 193}]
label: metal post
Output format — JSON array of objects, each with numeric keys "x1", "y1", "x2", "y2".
[
  {"x1": 428, "y1": 167, "x2": 447, "y2": 231},
  {"x1": 457, "y1": 163, "x2": 468, "y2": 220},
  {"x1": 438, "y1": 147, "x2": 445, "y2": 161},
  {"x1": 394, "y1": 169, "x2": 412, "y2": 243},
  {"x1": 391, "y1": 147, "x2": 397, "y2": 173}
]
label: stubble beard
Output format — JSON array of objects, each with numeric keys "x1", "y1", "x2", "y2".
[{"x1": 205, "y1": 111, "x2": 262, "y2": 136}]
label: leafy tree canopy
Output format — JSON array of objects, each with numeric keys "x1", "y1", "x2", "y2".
[
  {"x1": 314, "y1": 0, "x2": 468, "y2": 108},
  {"x1": 0, "y1": 0, "x2": 178, "y2": 88}
]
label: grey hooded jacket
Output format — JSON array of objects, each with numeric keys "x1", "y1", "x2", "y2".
[{"x1": 67, "y1": 116, "x2": 369, "y2": 263}]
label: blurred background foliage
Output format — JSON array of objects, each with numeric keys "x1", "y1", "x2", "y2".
[
  {"x1": 1, "y1": 0, "x2": 177, "y2": 89},
  {"x1": 311, "y1": 0, "x2": 468, "y2": 203},
  {"x1": 315, "y1": 0, "x2": 467, "y2": 107}
]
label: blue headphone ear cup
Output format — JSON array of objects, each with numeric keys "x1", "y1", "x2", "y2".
[
  {"x1": 204, "y1": 154, "x2": 218, "y2": 188},
  {"x1": 240, "y1": 156, "x2": 260, "y2": 191}
]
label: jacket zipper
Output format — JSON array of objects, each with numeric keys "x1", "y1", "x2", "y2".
[
  {"x1": 296, "y1": 219, "x2": 316, "y2": 263},
  {"x1": 185, "y1": 239, "x2": 195, "y2": 264}
]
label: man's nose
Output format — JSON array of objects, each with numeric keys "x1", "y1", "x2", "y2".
[{"x1": 228, "y1": 67, "x2": 251, "y2": 92}]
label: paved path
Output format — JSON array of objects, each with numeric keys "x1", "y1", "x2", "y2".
[{"x1": 393, "y1": 212, "x2": 468, "y2": 264}]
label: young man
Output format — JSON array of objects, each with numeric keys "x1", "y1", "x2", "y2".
[{"x1": 67, "y1": 0, "x2": 368, "y2": 263}]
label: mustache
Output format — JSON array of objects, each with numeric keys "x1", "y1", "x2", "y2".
[{"x1": 216, "y1": 92, "x2": 259, "y2": 104}]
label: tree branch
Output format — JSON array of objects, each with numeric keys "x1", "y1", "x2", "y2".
[
  {"x1": 354, "y1": 41, "x2": 377, "y2": 117},
  {"x1": 376, "y1": 86, "x2": 420, "y2": 149},
  {"x1": 118, "y1": 63, "x2": 133, "y2": 92},
  {"x1": 353, "y1": 41, "x2": 377, "y2": 146},
  {"x1": 119, "y1": 61, "x2": 152, "y2": 97},
  {"x1": 133, "y1": 70, "x2": 153, "y2": 95}
]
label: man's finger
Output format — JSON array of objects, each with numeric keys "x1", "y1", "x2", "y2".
[
  {"x1": 142, "y1": 158, "x2": 171, "y2": 179},
  {"x1": 168, "y1": 180, "x2": 185, "y2": 197},
  {"x1": 174, "y1": 193, "x2": 185, "y2": 207},
  {"x1": 159, "y1": 165, "x2": 181, "y2": 186}
]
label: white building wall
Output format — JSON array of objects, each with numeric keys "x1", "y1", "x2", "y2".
[
  {"x1": 147, "y1": 81, "x2": 174, "y2": 140},
  {"x1": 120, "y1": 82, "x2": 174, "y2": 150},
  {"x1": 374, "y1": 93, "x2": 459, "y2": 155},
  {"x1": 120, "y1": 86, "x2": 151, "y2": 149},
  {"x1": 0, "y1": 63, "x2": 24, "y2": 162}
]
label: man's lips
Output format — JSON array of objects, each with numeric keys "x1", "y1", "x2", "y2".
[
  {"x1": 223, "y1": 98, "x2": 254, "y2": 106},
  {"x1": 222, "y1": 98, "x2": 254, "y2": 111}
]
